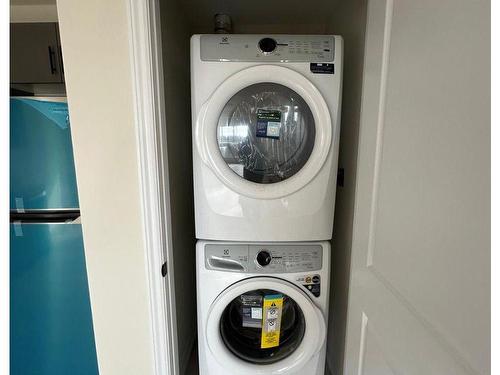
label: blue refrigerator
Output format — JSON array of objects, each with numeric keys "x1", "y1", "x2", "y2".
[{"x1": 10, "y1": 97, "x2": 99, "y2": 375}]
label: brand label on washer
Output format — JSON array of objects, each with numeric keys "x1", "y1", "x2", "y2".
[
  {"x1": 256, "y1": 109, "x2": 282, "y2": 139},
  {"x1": 261, "y1": 294, "x2": 283, "y2": 348}
]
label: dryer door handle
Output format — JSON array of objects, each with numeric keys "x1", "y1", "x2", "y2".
[{"x1": 195, "y1": 101, "x2": 210, "y2": 165}]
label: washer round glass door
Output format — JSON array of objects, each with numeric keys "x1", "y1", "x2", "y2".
[
  {"x1": 205, "y1": 277, "x2": 326, "y2": 374},
  {"x1": 220, "y1": 288, "x2": 305, "y2": 364},
  {"x1": 217, "y1": 83, "x2": 316, "y2": 184}
]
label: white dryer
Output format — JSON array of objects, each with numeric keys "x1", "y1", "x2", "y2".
[
  {"x1": 191, "y1": 34, "x2": 343, "y2": 241},
  {"x1": 196, "y1": 240, "x2": 330, "y2": 375}
]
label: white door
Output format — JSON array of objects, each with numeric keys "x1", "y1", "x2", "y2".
[{"x1": 344, "y1": 0, "x2": 490, "y2": 374}]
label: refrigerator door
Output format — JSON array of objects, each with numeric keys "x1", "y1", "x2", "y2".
[
  {"x1": 10, "y1": 222, "x2": 99, "y2": 375},
  {"x1": 10, "y1": 97, "x2": 79, "y2": 211}
]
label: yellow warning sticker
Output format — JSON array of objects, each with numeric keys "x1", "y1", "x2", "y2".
[{"x1": 260, "y1": 294, "x2": 283, "y2": 349}]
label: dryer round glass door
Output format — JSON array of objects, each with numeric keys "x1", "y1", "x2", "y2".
[
  {"x1": 217, "y1": 83, "x2": 315, "y2": 184},
  {"x1": 196, "y1": 65, "x2": 333, "y2": 200},
  {"x1": 219, "y1": 288, "x2": 305, "y2": 364}
]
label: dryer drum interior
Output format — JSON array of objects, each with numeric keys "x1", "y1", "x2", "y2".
[{"x1": 219, "y1": 288, "x2": 306, "y2": 364}]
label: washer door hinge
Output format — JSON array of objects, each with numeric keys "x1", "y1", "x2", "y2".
[{"x1": 161, "y1": 261, "x2": 168, "y2": 277}]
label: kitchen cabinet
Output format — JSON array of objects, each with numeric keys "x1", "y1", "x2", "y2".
[{"x1": 10, "y1": 23, "x2": 64, "y2": 84}]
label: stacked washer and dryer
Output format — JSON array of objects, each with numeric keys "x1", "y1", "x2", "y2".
[{"x1": 191, "y1": 34, "x2": 343, "y2": 375}]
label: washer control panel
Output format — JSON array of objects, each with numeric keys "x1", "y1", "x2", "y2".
[
  {"x1": 200, "y1": 34, "x2": 335, "y2": 62},
  {"x1": 205, "y1": 243, "x2": 322, "y2": 273}
]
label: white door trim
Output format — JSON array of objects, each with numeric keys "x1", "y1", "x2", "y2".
[{"x1": 126, "y1": 1, "x2": 179, "y2": 375}]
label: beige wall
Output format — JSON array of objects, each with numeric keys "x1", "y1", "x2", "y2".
[
  {"x1": 56, "y1": 0, "x2": 155, "y2": 374},
  {"x1": 10, "y1": 4, "x2": 58, "y2": 22}
]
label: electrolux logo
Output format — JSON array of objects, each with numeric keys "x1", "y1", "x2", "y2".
[{"x1": 220, "y1": 36, "x2": 229, "y2": 45}]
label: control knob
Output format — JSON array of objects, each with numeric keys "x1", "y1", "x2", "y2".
[
  {"x1": 256, "y1": 250, "x2": 272, "y2": 266},
  {"x1": 258, "y1": 38, "x2": 277, "y2": 54}
]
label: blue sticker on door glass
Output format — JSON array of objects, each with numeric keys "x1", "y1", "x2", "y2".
[{"x1": 256, "y1": 109, "x2": 282, "y2": 139}]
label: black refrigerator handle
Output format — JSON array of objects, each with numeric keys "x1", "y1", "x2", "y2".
[{"x1": 10, "y1": 210, "x2": 80, "y2": 223}]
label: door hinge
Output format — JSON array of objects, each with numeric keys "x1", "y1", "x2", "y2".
[{"x1": 161, "y1": 261, "x2": 168, "y2": 277}]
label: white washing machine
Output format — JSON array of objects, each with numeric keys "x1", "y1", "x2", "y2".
[
  {"x1": 191, "y1": 34, "x2": 343, "y2": 241},
  {"x1": 196, "y1": 240, "x2": 330, "y2": 375}
]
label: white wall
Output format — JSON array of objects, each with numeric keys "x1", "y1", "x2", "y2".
[{"x1": 56, "y1": 0, "x2": 155, "y2": 374}]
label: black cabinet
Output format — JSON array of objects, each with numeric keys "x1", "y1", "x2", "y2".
[{"x1": 10, "y1": 23, "x2": 64, "y2": 84}]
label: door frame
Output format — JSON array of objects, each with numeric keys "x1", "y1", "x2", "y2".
[{"x1": 126, "y1": 0, "x2": 178, "y2": 375}]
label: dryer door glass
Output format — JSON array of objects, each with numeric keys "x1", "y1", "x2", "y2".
[
  {"x1": 217, "y1": 83, "x2": 316, "y2": 184},
  {"x1": 219, "y1": 289, "x2": 306, "y2": 364}
]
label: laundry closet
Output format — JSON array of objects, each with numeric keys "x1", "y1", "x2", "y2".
[
  {"x1": 157, "y1": 1, "x2": 367, "y2": 374},
  {"x1": 155, "y1": 0, "x2": 489, "y2": 374}
]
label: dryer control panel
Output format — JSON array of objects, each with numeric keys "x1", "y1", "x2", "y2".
[
  {"x1": 205, "y1": 243, "x2": 323, "y2": 273},
  {"x1": 200, "y1": 34, "x2": 335, "y2": 62}
]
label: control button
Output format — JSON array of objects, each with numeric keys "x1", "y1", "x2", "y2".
[
  {"x1": 258, "y1": 38, "x2": 277, "y2": 54},
  {"x1": 256, "y1": 250, "x2": 272, "y2": 266}
]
